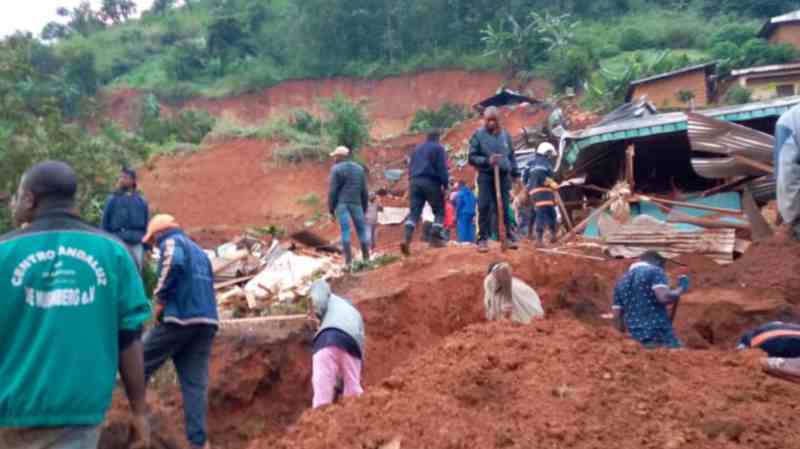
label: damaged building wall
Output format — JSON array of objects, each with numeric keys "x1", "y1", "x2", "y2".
[
  {"x1": 572, "y1": 134, "x2": 717, "y2": 195},
  {"x1": 629, "y1": 70, "x2": 711, "y2": 109},
  {"x1": 768, "y1": 21, "x2": 800, "y2": 49}
]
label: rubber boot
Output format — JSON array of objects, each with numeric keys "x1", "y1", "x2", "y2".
[
  {"x1": 343, "y1": 244, "x2": 353, "y2": 269},
  {"x1": 361, "y1": 243, "x2": 371, "y2": 263},
  {"x1": 401, "y1": 224, "x2": 414, "y2": 256},
  {"x1": 429, "y1": 225, "x2": 446, "y2": 248}
]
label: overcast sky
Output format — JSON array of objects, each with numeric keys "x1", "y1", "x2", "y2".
[{"x1": 0, "y1": 0, "x2": 155, "y2": 37}]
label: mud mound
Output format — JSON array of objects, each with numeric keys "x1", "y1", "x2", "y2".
[
  {"x1": 99, "y1": 245, "x2": 799, "y2": 449},
  {"x1": 268, "y1": 318, "x2": 800, "y2": 449},
  {"x1": 700, "y1": 232, "x2": 800, "y2": 305},
  {"x1": 174, "y1": 71, "x2": 550, "y2": 139},
  {"x1": 138, "y1": 138, "x2": 331, "y2": 244}
]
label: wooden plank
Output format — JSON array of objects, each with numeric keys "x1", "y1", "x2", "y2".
[
  {"x1": 625, "y1": 144, "x2": 636, "y2": 192},
  {"x1": 558, "y1": 197, "x2": 617, "y2": 244},
  {"x1": 733, "y1": 155, "x2": 774, "y2": 175},
  {"x1": 213, "y1": 250, "x2": 250, "y2": 276},
  {"x1": 742, "y1": 185, "x2": 774, "y2": 241},
  {"x1": 701, "y1": 177, "x2": 755, "y2": 198},
  {"x1": 214, "y1": 275, "x2": 257, "y2": 291},
  {"x1": 636, "y1": 195, "x2": 744, "y2": 216},
  {"x1": 666, "y1": 212, "x2": 750, "y2": 231}
]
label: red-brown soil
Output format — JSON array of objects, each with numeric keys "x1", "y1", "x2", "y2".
[
  {"x1": 699, "y1": 231, "x2": 800, "y2": 305},
  {"x1": 138, "y1": 138, "x2": 331, "y2": 243},
  {"x1": 118, "y1": 71, "x2": 800, "y2": 449},
  {"x1": 100, "y1": 241, "x2": 800, "y2": 449},
  {"x1": 270, "y1": 320, "x2": 799, "y2": 449},
  {"x1": 105, "y1": 71, "x2": 552, "y2": 139},
  {"x1": 176, "y1": 71, "x2": 549, "y2": 138}
]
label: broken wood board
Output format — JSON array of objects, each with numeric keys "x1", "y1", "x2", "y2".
[
  {"x1": 603, "y1": 228, "x2": 736, "y2": 264},
  {"x1": 291, "y1": 230, "x2": 340, "y2": 253},
  {"x1": 742, "y1": 185, "x2": 774, "y2": 241},
  {"x1": 214, "y1": 275, "x2": 257, "y2": 291},
  {"x1": 218, "y1": 314, "x2": 310, "y2": 340}
]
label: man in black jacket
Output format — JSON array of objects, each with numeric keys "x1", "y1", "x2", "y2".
[
  {"x1": 401, "y1": 130, "x2": 449, "y2": 256},
  {"x1": 468, "y1": 107, "x2": 521, "y2": 252}
]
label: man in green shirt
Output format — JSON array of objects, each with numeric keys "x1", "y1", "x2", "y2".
[{"x1": 0, "y1": 161, "x2": 151, "y2": 449}]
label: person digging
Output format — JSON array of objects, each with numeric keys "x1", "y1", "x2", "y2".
[
  {"x1": 612, "y1": 251, "x2": 689, "y2": 349},
  {"x1": 308, "y1": 280, "x2": 365, "y2": 408},
  {"x1": 468, "y1": 106, "x2": 521, "y2": 253}
]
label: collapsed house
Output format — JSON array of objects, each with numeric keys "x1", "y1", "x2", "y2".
[{"x1": 555, "y1": 95, "x2": 800, "y2": 263}]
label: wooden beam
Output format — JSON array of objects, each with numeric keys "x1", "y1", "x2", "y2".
[
  {"x1": 553, "y1": 190, "x2": 574, "y2": 230},
  {"x1": 214, "y1": 274, "x2": 257, "y2": 291},
  {"x1": 535, "y1": 248, "x2": 607, "y2": 261},
  {"x1": 742, "y1": 185, "x2": 774, "y2": 241},
  {"x1": 625, "y1": 144, "x2": 636, "y2": 192},
  {"x1": 733, "y1": 155, "x2": 774, "y2": 175},
  {"x1": 666, "y1": 213, "x2": 750, "y2": 231},
  {"x1": 700, "y1": 177, "x2": 756, "y2": 198},
  {"x1": 636, "y1": 195, "x2": 744, "y2": 217},
  {"x1": 213, "y1": 250, "x2": 250, "y2": 276},
  {"x1": 557, "y1": 197, "x2": 617, "y2": 244}
]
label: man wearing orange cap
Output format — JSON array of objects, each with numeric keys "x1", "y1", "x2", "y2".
[{"x1": 141, "y1": 214, "x2": 219, "y2": 449}]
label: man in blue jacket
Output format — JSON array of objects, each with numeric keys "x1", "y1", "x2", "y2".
[
  {"x1": 328, "y1": 146, "x2": 370, "y2": 267},
  {"x1": 401, "y1": 130, "x2": 450, "y2": 255},
  {"x1": 102, "y1": 167, "x2": 149, "y2": 269},
  {"x1": 141, "y1": 214, "x2": 219, "y2": 449},
  {"x1": 468, "y1": 107, "x2": 521, "y2": 252}
]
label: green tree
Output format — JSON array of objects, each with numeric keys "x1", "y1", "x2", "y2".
[
  {"x1": 57, "y1": 1, "x2": 105, "y2": 37},
  {"x1": 149, "y1": 0, "x2": 177, "y2": 15},
  {"x1": 99, "y1": 0, "x2": 137, "y2": 24},
  {"x1": 0, "y1": 36, "x2": 148, "y2": 231},
  {"x1": 321, "y1": 94, "x2": 371, "y2": 152}
]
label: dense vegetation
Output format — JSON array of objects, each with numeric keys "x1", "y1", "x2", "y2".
[
  {"x1": 35, "y1": 0, "x2": 800, "y2": 103},
  {"x1": 3, "y1": 0, "x2": 800, "y2": 231}
]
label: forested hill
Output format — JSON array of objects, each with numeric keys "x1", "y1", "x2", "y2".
[
  {"x1": 33, "y1": 0, "x2": 800, "y2": 106},
  {"x1": 0, "y1": 0, "x2": 798, "y2": 233}
]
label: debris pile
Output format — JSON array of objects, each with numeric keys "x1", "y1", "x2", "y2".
[
  {"x1": 208, "y1": 233, "x2": 342, "y2": 319},
  {"x1": 552, "y1": 96, "x2": 800, "y2": 264}
]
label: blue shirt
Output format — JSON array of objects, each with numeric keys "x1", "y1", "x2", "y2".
[{"x1": 613, "y1": 262, "x2": 673, "y2": 344}]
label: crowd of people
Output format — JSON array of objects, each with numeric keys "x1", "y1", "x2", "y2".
[
  {"x1": 5, "y1": 99, "x2": 800, "y2": 449},
  {"x1": 329, "y1": 105, "x2": 564, "y2": 265}
]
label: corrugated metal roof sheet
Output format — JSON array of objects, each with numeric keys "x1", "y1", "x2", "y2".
[
  {"x1": 691, "y1": 158, "x2": 768, "y2": 179},
  {"x1": 686, "y1": 112, "x2": 774, "y2": 162},
  {"x1": 760, "y1": 9, "x2": 800, "y2": 37},
  {"x1": 561, "y1": 96, "x2": 800, "y2": 168},
  {"x1": 627, "y1": 62, "x2": 717, "y2": 88}
]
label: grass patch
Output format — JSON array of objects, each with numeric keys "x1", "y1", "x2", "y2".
[{"x1": 351, "y1": 254, "x2": 401, "y2": 273}]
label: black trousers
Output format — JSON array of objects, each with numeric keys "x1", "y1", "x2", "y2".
[
  {"x1": 406, "y1": 178, "x2": 445, "y2": 229},
  {"x1": 478, "y1": 172, "x2": 513, "y2": 242}
]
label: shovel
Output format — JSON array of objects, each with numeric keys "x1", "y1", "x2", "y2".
[{"x1": 494, "y1": 164, "x2": 508, "y2": 252}]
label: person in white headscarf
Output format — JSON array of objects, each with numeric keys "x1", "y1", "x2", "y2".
[{"x1": 483, "y1": 262, "x2": 545, "y2": 324}]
